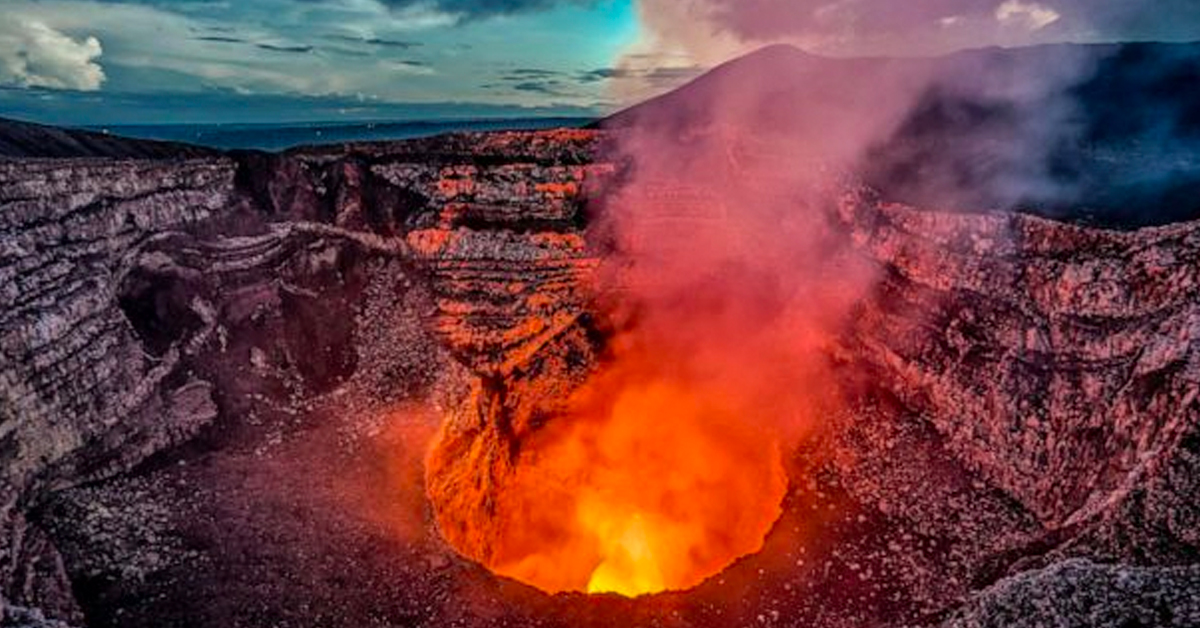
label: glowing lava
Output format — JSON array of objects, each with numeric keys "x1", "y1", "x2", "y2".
[
  {"x1": 476, "y1": 373, "x2": 788, "y2": 597},
  {"x1": 423, "y1": 127, "x2": 849, "y2": 597}
]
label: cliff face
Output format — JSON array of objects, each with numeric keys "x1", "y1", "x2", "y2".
[
  {"x1": 1, "y1": 124, "x2": 1198, "y2": 627},
  {"x1": 842, "y1": 197, "x2": 1200, "y2": 529},
  {"x1": 829, "y1": 196, "x2": 1200, "y2": 620},
  {"x1": 0, "y1": 158, "x2": 233, "y2": 622},
  {"x1": 1, "y1": 158, "x2": 231, "y2": 487}
]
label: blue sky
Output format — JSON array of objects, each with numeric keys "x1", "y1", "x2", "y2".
[
  {"x1": 2, "y1": 0, "x2": 1198, "y2": 125},
  {"x1": 0, "y1": 0, "x2": 643, "y2": 124}
]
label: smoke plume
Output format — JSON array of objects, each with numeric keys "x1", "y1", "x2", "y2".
[{"x1": 429, "y1": 3, "x2": 1200, "y2": 596}]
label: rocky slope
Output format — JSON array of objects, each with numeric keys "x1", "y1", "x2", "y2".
[{"x1": 1, "y1": 116, "x2": 1198, "y2": 628}]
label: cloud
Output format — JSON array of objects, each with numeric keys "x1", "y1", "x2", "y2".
[
  {"x1": 384, "y1": 59, "x2": 435, "y2": 75},
  {"x1": 995, "y1": 0, "x2": 1061, "y2": 30},
  {"x1": 511, "y1": 80, "x2": 564, "y2": 94},
  {"x1": 503, "y1": 68, "x2": 564, "y2": 79},
  {"x1": 195, "y1": 34, "x2": 322, "y2": 56},
  {"x1": 325, "y1": 46, "x2": 371, "y2": 58},
  {"x1": 633, "y1": 1, "x2": 1200, "y2": 60},
  {"x1": 376, "y1": 0, "x2": 597, "y2": 20},
  {"x1": 0, "y1": 0, "x2": 623, "y2": 112},
  {"x1": 0, "y1": 18, "x2": 105, "y2": 90},
  {"x1": 579, "y1": 65, "x2": 704, "y2": 85},
  {"x1": 578, "y1": 67, "x2": 622, "y2": 82},
  {"x1": 0, "y1": 1, "x2": 441, "y2": 99},
  {"x1": 256, "y1": 43, "x2": 316, "y2": 54},
  {"x1": 195, "y1": 35, "x2": 316, "y2": 55},
  {"x1": 325, "y1": 34, "x2": 421, "y2": 49},
  {"x1": 195, "y1": 35, "x2": 248, "y2": 44}
]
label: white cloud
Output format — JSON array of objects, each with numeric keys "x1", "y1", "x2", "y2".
[
  {"x1": 0, "y1": 1, "x2": 487, "y2": 101},
  {"x1": 0, "y1": 0, "x2": 610, "y2": 108},
  {"x1": 384, "y1": 60, "x2": 437, "y2": 75},
  {"x1": 0, "y1": 19, "x2": 105, "y2": 90},
  {"x1": 995, "y1": 0, "x2": 1061, "y2": 31}
]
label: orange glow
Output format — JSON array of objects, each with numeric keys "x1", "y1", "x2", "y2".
[
  {"x1": 424, "y1": 126, "x2": 871, "y2": 598},
  {"x1": 464, "y1": 353, "x2": 789, "y2": 597}
]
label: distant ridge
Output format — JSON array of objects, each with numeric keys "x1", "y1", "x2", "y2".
[
  {"x1": 0, "y1": 116, "x2": 218, "y2": 159},
  {"x1": 91, "y1": 117, "x2": 596, "y2": 152}
]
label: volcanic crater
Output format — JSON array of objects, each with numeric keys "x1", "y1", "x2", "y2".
[{"x1": 2, "y1": 42, "x2": 1200, "y2": 628}]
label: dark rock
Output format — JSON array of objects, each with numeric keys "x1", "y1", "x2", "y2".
[
  {"x1": 1, "y1": 605, "x2": 77, "y2": 628},
  {"x1": 942, "y1": 559, "x2": 1200, "y2": 628}
]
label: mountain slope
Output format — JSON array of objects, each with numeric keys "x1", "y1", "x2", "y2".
[
  {"x1": 602, "y1": 42, "x2": 1200, "y2": 227},
  {"x1": 0, "y1": 116, "x2": 217, "y2": 159}
]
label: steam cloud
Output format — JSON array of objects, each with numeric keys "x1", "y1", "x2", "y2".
[
  {"x1": 588, "y1": 45, "x2": 894, "y2": 452},
  {"x1": 636, "y1": 0, "x2": 1200, "y2": 54},
  {"x1": 593, "y1": 2, "x2": 1200, "y2": 456}
]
